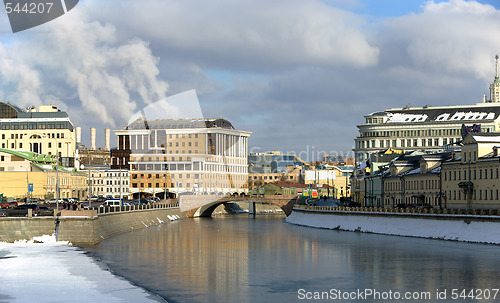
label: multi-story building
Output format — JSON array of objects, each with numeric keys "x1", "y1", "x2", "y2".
[
  {"x1": 0, "y1": 148, "x2": 86, "y2": 200},
  {"x1": 114, "y1": 118, "x2": 251, "y2": 198},
  {"x1": 0, "y1": 103, "x2": 76, "y2": 167},
  {"x1": 103, "y1": 169, "x2": 130, "y2": 199},
  {"x1": 247, "y1": 151, "x2": 306, "y2": 190},
  {"x1": 383, "y1": 152, "x2": 451, "y2": 208},
  {"x1": 247, "y1": 167, "x2": 303, "y2": 190},
  {"x1": 354, "y1": 56, "x2": 500, "y2": 163},
  {"x1": 441, "y1": 132, "x2": 500, "y2": 209},
  {"x1": 304, "y1": 165, "x2": 354, "y2": 198}
]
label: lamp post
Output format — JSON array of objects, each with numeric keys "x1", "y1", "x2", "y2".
[{"x1": 44, "y1": 135, "x2": 60, "y2": 211}]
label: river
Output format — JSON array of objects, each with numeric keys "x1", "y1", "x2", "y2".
[{"x1": 84, "y1": 214, "x2": 500, "y2": 303}]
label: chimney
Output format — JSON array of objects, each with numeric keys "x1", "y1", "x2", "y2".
[
  {"x1": 75, "y1": 127, "x2": 82, "y2": 145},
  {"x1": 105, "y1": 129, "x2": 110, "y2": 151},
  {"x1": 90, "y1": 127, "x2": 96, "y2": 150}
]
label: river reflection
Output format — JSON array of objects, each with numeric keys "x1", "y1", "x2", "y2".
[{"x1": 84, "y1": 215, "x2": 500, "y2": 303}]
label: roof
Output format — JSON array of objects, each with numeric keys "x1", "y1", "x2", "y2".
[
  {"x1": 125, "y1": 118, "x2": 235, "y2": 130},
  {"x1": 0, "y1": 148, "x2": 57, "y2": 164},
  {"x1": 364, "y1": 103, "x2": 500, "y2": 125}
]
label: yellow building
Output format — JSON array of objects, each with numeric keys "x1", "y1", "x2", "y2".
[
  {"x1": 0, "y1": 149, "x2": 86, "y2": 200},
  {"x1": 304, "y1": 166, "x2": 354, "y2": 198},
  {"x1": 442, "y1": 132, "x2": 500, "y2": 209},
  {"x1": 0, "y1": 103, "x2": 76, "y2": 167}
]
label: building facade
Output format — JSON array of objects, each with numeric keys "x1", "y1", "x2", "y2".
[
  {"x1": 354, "y1": 58, "x2": 500, "y2": 163},
  {"x1": 441, "y1": 133, "x2": 500, "y2": 209},
  {"x1": 0, "y1": 103, "x2": 76, "y2": 167},
  {"x1": 0, "y1": 148, "x2": 86, "y2": 200},
  {"x1": 114, "y1": 118, "x2": 251, "y2": 198}
]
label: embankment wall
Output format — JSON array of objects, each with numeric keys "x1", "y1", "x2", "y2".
[
  {"x1": 286, "y1": 208, "x2": 500, "y2": 244},
  {"x1": 0, "y1": 208, "x2": 185, "y2": 245}
]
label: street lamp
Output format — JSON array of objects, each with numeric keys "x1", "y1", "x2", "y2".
[{"x1": 44, "y1": 135, "x2": 60, "y2": 211}]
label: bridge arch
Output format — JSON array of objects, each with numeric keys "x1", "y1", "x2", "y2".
[{"x1": 180, "y1": 195, "x2": 298, "y2": 217}]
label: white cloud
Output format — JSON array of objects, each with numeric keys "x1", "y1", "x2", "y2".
[
  {"x1": 383, "y1": 0, "x2": 500, "y2": 79},
  {"x1": 0, "y1": 6, "x2": 168, "y2": 127},
  {"x1": 90, "y1": 0, "x2": 380, "y2": 71}
]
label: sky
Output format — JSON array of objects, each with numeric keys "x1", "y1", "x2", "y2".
[{"x1": 1, "y1": 0, "x2": 500, "y2": 161}]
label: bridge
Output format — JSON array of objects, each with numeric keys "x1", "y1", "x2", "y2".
[{"x1": 179, "y1": 195, "x2": 299, "y2": 217}]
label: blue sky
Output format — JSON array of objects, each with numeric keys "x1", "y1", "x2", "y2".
[{"x1": 0, "y1": 0, "x2": 500, "y2": 160}]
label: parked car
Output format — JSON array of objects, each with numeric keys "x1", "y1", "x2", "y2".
[
  {"x1": 8, "y1": 204, "x2": 41, "y2": 216},
  {"x1": 100, "y1": 200, "x2": 131, "y2": 207},
  {"x1": 0, "y1": 210, "x2": 7, "y2": 217},
  {"x1": 342, "y1": 201, "x2": 361, "y2": 207},
  {"x1": 1, "y1": 201, "x2": 18, "y2": 209},
  {"x1": 38, "y1": 206, "x2": 54, "y2": 216},
  {"x1": 411, "y1": 203, "x2": 433, "y2": 209},
  {"x1": 394, "y1": 203, "x2": 407, "y2": 209}
]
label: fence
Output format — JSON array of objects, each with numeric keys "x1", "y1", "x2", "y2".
[
  {"x1": 93, "y1": 202, "x2": 179, "y2": 215},
  {"x1": 293, "y1": 204, "x2": 500, "y2": 216}
]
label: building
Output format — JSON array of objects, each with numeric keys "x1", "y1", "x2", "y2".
[
  {"x1": 354, "y1": 56, "x2": 500, "y2": 163},
  {"x1": 304, "y1": 165, "x2": 354, "y2": 198},
  {"x1": 114, "y1": 118, "x2": 251, "y2": 198},
  {"x1": 247, "y1": 152, "x2": 307, "y2": 190},
  {"x1": 0, "y1": 103, "x2": 76, "y2": 167},
  {"x1": 103, "y1": 169, "x2": 130, "y2": 199},
  {"x1": 0, "y1": 148, "x2": 87, "y2": 200},
  {"x1": 248, "y1": 151, "x2": 306, "y2": 174},
  {"x1": 383, "y1": 152, "x2": 451, "y2": 208},
  {"x1": 247, "y1": 167, "x2": 303, "y2": 190},
  {"x1": 441, "y1": 132, "x2": 500, "y2": 209}
]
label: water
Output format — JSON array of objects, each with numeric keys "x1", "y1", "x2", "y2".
[{"x1": 84, "y1": 215, "x2": 500, "y2": 303}]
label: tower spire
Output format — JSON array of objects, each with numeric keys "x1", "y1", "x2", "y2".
[{"x1": 496, "y1": 54, "x2": 499, "y2": 79}]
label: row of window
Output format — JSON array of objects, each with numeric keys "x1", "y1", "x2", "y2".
[
  {"x1": 106, "y1": 180, "x2": 129, "y2": 185},
  {"x1": 358, "y1": 137, "x2": 460, "y2": 149},
  {"x1": 360, "y1": 128, "x2": 465, "y2": 138},
  {"x1": 0, "y1": 121, "x2": 72, "y2": 131},
  {"x1": 444, "y1": 167, "x2": 499, "y2": 181},
  {"x1": 2, "y1": 133, "x2": 65, "y2": 140},
  {"x1": 448, "y1": 189, "x2": 500, "y2": 201}
]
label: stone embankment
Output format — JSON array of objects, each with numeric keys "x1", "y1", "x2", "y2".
[
  {"x1": 286, "y1": 205, "x2": 500, "y2": 244},
  {"x1": 0, "y1": 203, "x2": 184, "y2": 245}
]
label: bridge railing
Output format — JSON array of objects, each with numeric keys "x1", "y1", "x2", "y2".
[
  {"x1": 294, "y1": 205, "x2": 500, "y2": 216},
  {"x1": 93, "y1": 202, "x2": 179, "y2": 215}
]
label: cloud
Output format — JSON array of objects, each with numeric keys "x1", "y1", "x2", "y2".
[
  {"x1": 90, "y1": 0, "x2": 380, "y2": 71},
  {"x1": 0, "y1": 6, "x2": 168, "y2": 128},
  {"x1": 382, "y1": 0, "x2": 500, "y2": 79}
]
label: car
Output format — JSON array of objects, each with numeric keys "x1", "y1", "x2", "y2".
[
  {"x1": 8, "y1": 204, "x2": 41, "y2": 216},
  {"x1": 394, "y1": 203, "x2": 407, "y2": 209},
  {"x1": 100, "y1": 200, "x2": 131, "y2": 207},
  {"x1": 411, "y1": 203, "x2": 433, "y2": 209},
  {"x1": 1, "y1": 201, "x2": 18, "y2": 209},
  {"x1": 37, "y1": 206, "x2": 54, "y2": 216},
  {"x1": 0, "y1": 210, "x2": 7, "y2": 217},
  {"x1": 342, "y1": 201, "x2": 361, "y2": 207}
]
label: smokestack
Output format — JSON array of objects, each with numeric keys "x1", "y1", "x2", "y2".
[
  {"x1": 105, "y1": 129, "x2": 110, "y2": 151},
  {"x1": 75, "y1": 127, "x2": 82, "y2": 145},
  {"x1": 90, "y1": 127, "x2": 96, "y2": 150}
]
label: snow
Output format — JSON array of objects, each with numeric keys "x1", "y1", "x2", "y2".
[
  {"x1": 286, "y1": 210, "x2": 500, "y2": 244},
  {"x1": 0, "y1": 235, "x2": 164, "y2": 303}
]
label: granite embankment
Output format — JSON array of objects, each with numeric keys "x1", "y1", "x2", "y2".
[
  {"x1": 0, "y1": 204, "x2": 185, "y2": 245},
  {"x1": 286, "y1": 206, "x2": 500, "y2": 244}
]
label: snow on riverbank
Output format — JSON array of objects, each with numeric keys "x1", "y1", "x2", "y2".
[
  {"x1": 0, "y1": 235, "x2": 165, "y2": 303},
  {"x1": 286, "y1": 210, "x2": 500, "y2": 244}
]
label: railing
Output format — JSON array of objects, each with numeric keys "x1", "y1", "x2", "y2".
[
  {"x1": 93, "y1": 202, "x2": 179, "y2": 215},
  {"x1": 293, "y1": 205, "x2": 500, "y2": 216}
]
